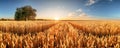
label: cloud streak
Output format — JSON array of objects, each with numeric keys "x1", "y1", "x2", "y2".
[
  {"x1": 86, "y1": 0, "x2": 96, "y2": 6},
  {"x1": 68, "y1": 8, "x2": 88, "y2": 17},
  {"x1": 67, "y1": 8, "x2": 97, "y2": 20},
  {"x1": 109, "y1": 0, "x2": 113, "y2": 2},
  {"x1": 76, "y1": 8, "x2": 82, "y2": 12}
]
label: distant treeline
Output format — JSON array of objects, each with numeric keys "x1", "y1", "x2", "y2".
[{"x1": 0, "y1": 18, "x2": 56, "y2": 21}]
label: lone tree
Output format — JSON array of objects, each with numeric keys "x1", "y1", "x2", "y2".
[{"x1": 15, "y1": 5, "x2": 36, "y2": 20}]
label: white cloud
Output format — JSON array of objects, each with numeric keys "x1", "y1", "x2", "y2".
[
  {"x1": 68, "y1": 8, "x2": 84, "y2": 17},
  {"x1": 68, "y1": 12, "x2": 77, "y2": 17},
  {"x1": 76, "y1": 8, "x2": 82, "y2": 12},
  {"x1": 68, "y1": 8, "x2": 88, "y2": 17},
  {"x1": 79, "y1": 13, "x2": 87, "y2": 17},
  {"x1": 86, "y1": 0, "x2": 96, "y2": 6},
  {"x1": 67, "y1": 8, "x2": 95, "y2": 20},
  {"x1": 109, "y1": 0, "x2": 112, "y2": 2}
]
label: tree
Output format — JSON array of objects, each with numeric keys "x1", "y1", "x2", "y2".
[{"x1": 15, "y1": 5, "x2": 36, "y2": 20}]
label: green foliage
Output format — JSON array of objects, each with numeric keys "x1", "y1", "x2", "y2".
[{"x1": 15, "y1": 5, "x2": 36, "y2": 20}]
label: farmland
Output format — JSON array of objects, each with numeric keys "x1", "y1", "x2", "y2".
[{"x1": 0, "y1": 21, "x2": 120, "y2": 48}]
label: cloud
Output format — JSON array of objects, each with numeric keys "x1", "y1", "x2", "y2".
[
  {"x1": 109, "y1": 0, "x2": 112, "y2": 2},
  {"x1": 68, "y1": 12, "x2": 77, "y2": 17},
  {"x1": 76, "y1": 8, "x2": 82, "y2": 12},
  {"x1": 79, "y1": 13, "x2": 88, "y2": 17},
  {"x1": 86, "y1": 0, "x2": 96, "y2": 6},
  {"x1": 68, "y1": 8, "x2": 88, "y2": 17},
  {"x1": 67, "y1": 8, "x2": 95, "y2": 20}
]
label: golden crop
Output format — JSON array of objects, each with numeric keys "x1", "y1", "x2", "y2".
[{"x1": 0, "y1": 21, "x2": 120, "y2": 48}]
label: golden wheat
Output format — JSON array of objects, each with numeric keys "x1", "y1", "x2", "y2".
[{"x1": 0, "y1": 21, "x2": 119, "y2": 48}]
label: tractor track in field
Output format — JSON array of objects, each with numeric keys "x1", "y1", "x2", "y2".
[
  {"x1": 0, "y1": 21, "x2": 61, "y2": 35},
  {"x1": 1, "y1": 21, "x2": 120, "y2": 48},
  {"x1": 43, "y1": 22, "x2": 80, "y2": 35},
  {"x1": 1, "y1": 21, "x2": 119, "y2": 36},
  {"x1": 47, "y1": 22, "x2": 120, "y2": 36},
  {"x1": 41, "y1": 21, "x2": 64, "y2": 31},
  {"x1": 43, "y1": 21, "x2": 83, "y2": 32}
]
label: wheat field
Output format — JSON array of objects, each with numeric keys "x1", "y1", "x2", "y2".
[{"x1": 0, "y1": 21, "x2": 120, "y2": 48}]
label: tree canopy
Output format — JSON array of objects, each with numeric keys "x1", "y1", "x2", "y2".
[{"x1": 15, "y1": 5, "x2": 36, "y2": 20}]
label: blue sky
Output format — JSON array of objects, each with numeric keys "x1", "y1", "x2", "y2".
[{"x1": 0, "y1": 0, "x2": 120, "y2": 20}]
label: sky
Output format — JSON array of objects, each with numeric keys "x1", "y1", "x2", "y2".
[{"x1": 0, "y1": 0, "x2": 120, "y2": 20}]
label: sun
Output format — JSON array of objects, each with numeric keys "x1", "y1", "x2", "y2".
[{"x1": 54, "y1": 17, "x2": 60, "y2": 20}]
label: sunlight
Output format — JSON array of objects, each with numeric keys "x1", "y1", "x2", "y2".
[{"x1": 54, "y1": 17, "x2": 60, "y2": 20}]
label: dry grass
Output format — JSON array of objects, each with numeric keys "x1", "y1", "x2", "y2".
[{"x1": 0, "y1": 21, "x2": 120, "y2": 48}]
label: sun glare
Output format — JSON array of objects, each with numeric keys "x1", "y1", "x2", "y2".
[{"x1": 54, "y1": 17, "x2": 60, "y2": 20}]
